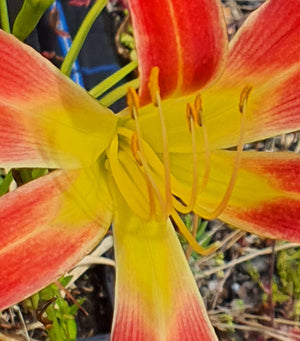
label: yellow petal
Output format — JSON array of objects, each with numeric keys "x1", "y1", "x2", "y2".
[{"x1": 111, "y1": 190, "x2": 217, "y2": 341}]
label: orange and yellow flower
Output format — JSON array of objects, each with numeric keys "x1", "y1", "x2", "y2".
[{"x1": 0, "y1": 0, "x2": 300, "y2": 339}]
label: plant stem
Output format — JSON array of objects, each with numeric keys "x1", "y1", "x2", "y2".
[
  {"x1": 60, "y1": 0, "x2": 107, "y2": 76},
  {"x1": 99, "y1": 78, "x2": 139, "y2": 107},
  {"x1": 0, "y1": 0, "x2": 10, "y2": 33},
  {"x1": 89, "y1": 60, "x2": 138, "y2": 98}
]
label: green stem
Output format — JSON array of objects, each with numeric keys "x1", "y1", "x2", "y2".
[
  {"x1": 0, "y1": 0, "x2": 10, "y2": 33},
  {"x1": 46, "y1": 305, "x2": 66, "y2": 341},
  {"x1": 60, "y1": 0, "x2": 107, "y2": 76},
  {"x1": 89, "y1": 60, "x2": 138, "y2": 98},
  {"x1": 99, "y1": 78, "x2": 140, "y2": 107}
]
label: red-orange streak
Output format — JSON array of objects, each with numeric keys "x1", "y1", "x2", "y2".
[
  {"x1": 227, "y1": 198, "x2": 300, "y2": 242},
  {"x1": 112, "y1": 294, "x2": 153, "y2": 340},
  {"x1": 0, "y1": 171, "x2": 71, "y2": 247},
  {"x1": 226, "y1": 0, "x2": 300, "y2": 80},
  {"x1": 240, "y1": 155, "x2": 300, "y2": 193},
  {"x1": 0, "y1": 30, "x2": 69, "y2": 101},
  {"x1": 0, "y1": 170, "x2": 107, "y2": 310},
  {"x1": 167, "y1": 291, "x2": 216, "y2": 341},
  {"x1": 0, "y1": 225, "x2": 99, "y2": 310},
  {"x1": 128, "y1": 0, "x2": 227, "y2": 104}
]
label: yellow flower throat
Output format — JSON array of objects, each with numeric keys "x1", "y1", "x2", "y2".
[{"x1": 107, "y1": 67, "x2": 252, "y2": 256}]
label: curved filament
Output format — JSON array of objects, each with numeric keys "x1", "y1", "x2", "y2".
[
  {"x1": 148, "y1": 67, "x2": 172, "y2": 219},
  {"x1": 174, "y1": 94, "x2": 211, "y2": 214},
  {"x1": 127, "y1": 87, "x2": 169, "y2": 219},
  {"x1": 171, "y1": 209, "x2": 220, "y2": 256},
  {"x1": 185, "y1": 214, "x2": 199, "y2": 259},
  {"x1": 197, "y1": 85, "x2": 252, "y2": 220},
  {"x1": 131, "y1": 133, "x2": 156, "y2": 219}
]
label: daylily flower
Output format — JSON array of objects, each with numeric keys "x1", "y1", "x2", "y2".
[{"x1": 0, "y1": 0, "x2": 300, "y2": 340}]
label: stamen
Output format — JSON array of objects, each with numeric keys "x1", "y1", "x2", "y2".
[
  {"x1": 193, "y1": 94, "x2": 211, "y2": 194},
  {"x1": 185, "y1": 214, "x2": 199, "y2": 259},
  {"x1": 148, "y1": 66, "x2": 160, "y2": 106},
  {"x1": 127, "y1": 86, "x2": 140, "y2": 119},
  {"x1": 171, "y1": 209, "x2": 220, "y2": 256},
  {"x1": 127, "y1": 88, "x2": 161, "y2": 218},
  {"x1": 148, "y1": 67, "x2": 172, "y2": 219},
  {"x1": 130, "y1": 133, "x2": 156, "y2": 219},
  {"x1": 137, "y1": 149, "x2": 165, "y2": 218},
  {"x1": 126, "y1": 87, "x2": 144, "y2": 156},
  {"x1": 194, "y1": 94, "x2": 203, "y2": 126},
  {"x1": 197, "y1": 85, "x2": 252, "y2": 220},
  {"x1": 174, "y1": 94, "x2": 211, "y2": 214},
  {"x1": 131, "y1": 132, "x2": 143, "y2": 166},
  {"x1": 127, "y1": 88, "x2": 165, "y2": 219},
  {"x1": 239, "y1": 85, "x2": 253, "y2": 114}
]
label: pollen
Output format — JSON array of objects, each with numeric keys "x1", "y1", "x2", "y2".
[
  {"x1": 127, "y1": 86, "x2": 140, "y2": 119},
  {"x1": 148, "y1": 66, "x2": 160, "y2": 106},
  {"x1": 239, "y1": 85, "x2": 253, "y2": 114}
]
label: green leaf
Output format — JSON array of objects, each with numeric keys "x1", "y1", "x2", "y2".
[
  {"x1": 0, "y1": 170, "x2": 13, "y2": 196},
  {"x1": 0, "y1": 0, "x2": 10, "y2": 33},
  {"x1": 12, "y1": 0, "x2": 54, "y2": 41}
]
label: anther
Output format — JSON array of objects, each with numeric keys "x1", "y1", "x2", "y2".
[
  {"x1": 194, "y1": 94, "x2": 203, "y2": 126},
  {"x1": 186, "y1": 102, "x2": 201, "y2": 131},
  {"x1": 174, "y1": 94, "x2": 211, "y2": 215},
  {"x1": 131, "y1": 132, "x2": 143, "y2": 166},
  {"x1": 127, "y1": 87, "x2": 140, "y2": 119},
  {"x1": 148, "y1": 66, "x2": 160, "y2": 106},
  {"x1": 239, "y1": 85, "x2": 253, "y2": 114}
]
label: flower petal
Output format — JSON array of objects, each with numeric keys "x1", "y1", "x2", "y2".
[
  {"x1": 171, "y1": 151, "x2": 300, "y2": 242},
  {"x1": 225, "y1": 0, "x2": 300, "y2": 84},
  {"x1": 122, "y1": 95, "x2": 206, "y2": 155},
  {"x1": 107, "y1": 132, "x2": 150, "y2": 220},
  {"x1": 0, "y1": 163, "x2": 113, "y2": 310},
  {"x1": 200, "y1": 65, "x2": 300, "y2": 149},
  {"x1": 128, "y1": 0, "x2": 228, "y2": 104},
  {"x1": 0, "y1": 30, "x2": 117, "y2": 169},
  {"x1": 111, "y1": 192, "x2": 217, "y2": 341},
  {"x1": 198, "y1": 0, "x2": 300, "y2": 148},
  {"x1": 123, "y1": 61, "x2": 300, "y2": 152}
]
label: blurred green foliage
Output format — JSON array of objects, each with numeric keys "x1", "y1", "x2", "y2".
[{"x1": 23, "y1": 277, "x2": 83, "y2": 341}]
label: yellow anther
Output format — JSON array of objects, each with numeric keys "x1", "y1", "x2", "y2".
[
  {"x1": 186, "y1": 103, "x2": 195, "y2": 131},
  {"x1": 186, "y1": 102, "x2": 201, "y2": 132},
  {"x1": 194, "y1": 94, "x2": 203, "y2": 126},
  {"x1": 131, "y1": 132, "x2": 143, "y2": 166},
  {"x1": 239, "y1": 85, "x2": 253, "y2": 114},
  {"x1": 148, "y1": 66, "x2": 160, "y2": 106},
  {"x1": 127, "y1": 87, "x2": 140, "y2": 119}
]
